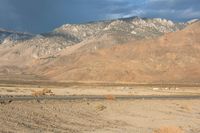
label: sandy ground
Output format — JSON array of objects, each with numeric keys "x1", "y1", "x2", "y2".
[
  {"x1": 0, "y1": 99, "x2": 200, "y2": 133},
  {"x1": 1, "y1": 85, "x2": 200, "y2": 133},
  {"x1": 0, "y1": 85, "x2": 200, "y2": 96}
]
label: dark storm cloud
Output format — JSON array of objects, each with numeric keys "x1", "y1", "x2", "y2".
[
  {"x1": 0, "y1": 0, "x2": 199, "y2": 33},
  {"x1": 0, "y1": 0, "x2": 131, "y2": 33}
]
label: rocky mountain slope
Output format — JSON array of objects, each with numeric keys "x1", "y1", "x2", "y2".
[
  {"x1": 54, "y1": 17, "x2": 186, "y2": 52},
  {"x1": 54, "y1": 17, "x2": 185, "y2": 41}
]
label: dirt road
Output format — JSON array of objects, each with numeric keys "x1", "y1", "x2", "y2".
[{"x1": 1, "y1": 95, "x2": 200, "y2": 102}]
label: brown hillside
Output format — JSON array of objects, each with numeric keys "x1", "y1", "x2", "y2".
[{"x1": 36, "y1": 21, "x2": 200, "y2": 84}]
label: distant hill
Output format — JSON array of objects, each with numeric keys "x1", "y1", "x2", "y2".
[{"x1": 0, "y1": 29, "x2": 33, "y2": 44}]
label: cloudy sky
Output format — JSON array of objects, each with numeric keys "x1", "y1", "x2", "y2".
[{"x1": 0, "y1": 0, "x2": 199, "y2": 33}]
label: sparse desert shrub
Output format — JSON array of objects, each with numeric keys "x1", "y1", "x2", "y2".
[
  {"x1": 0, "y1": 100, "x2": 12, "y2": 105},
  {"x1": 42, "y1": 88, "x2": 52, "y2": 93},
  {"x1": 96, "y1": 104, "x2": 106, "y2": 111},
  {"x1": 31, "y1": 88, "x2": 54, "y2": 96},
  {"x1": 153, "y1": 126, "x2": 184, "y2": 133},
  {"x1": 31, "y1": 90, "x2": 45, "y2": 96},
  {"x1": 105, "y1": 95, "x2": 115, "y2": 100},
  {"x1": 5, "y1": 89, "x2": 16, "y2": 92}
]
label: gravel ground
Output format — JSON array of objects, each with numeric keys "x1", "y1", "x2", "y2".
[{"x1": 0, "y1": 99, "x2": 200, "y2": 133}]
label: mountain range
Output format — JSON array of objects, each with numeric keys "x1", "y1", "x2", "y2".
[{"x1": 0, "y1": 17, "x2": 199, "y2": 84}]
